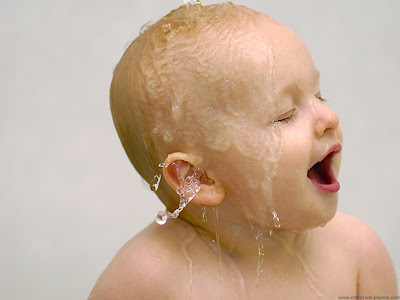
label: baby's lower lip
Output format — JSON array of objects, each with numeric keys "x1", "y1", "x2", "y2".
[
  {"x1": 310, "y1": 179, "x2": 340, "y2": 193},
  {"x1": 307, "y1": 150, "x2": 340, "y2": 193}
]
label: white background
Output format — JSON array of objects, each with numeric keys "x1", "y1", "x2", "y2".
[{"x1": 1, "y1": 0, "x2": 399, "y2": 298}]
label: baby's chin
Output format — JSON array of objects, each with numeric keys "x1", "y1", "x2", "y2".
[
  {"x1": 240, "y1": 201, "x2": 338, "y2": 232},
  {"x1": 282, "y1": 207, "x2": 338, "y2": 231}
]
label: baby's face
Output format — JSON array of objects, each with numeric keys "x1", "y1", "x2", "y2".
[{"x1": 195, "y1": 14, "x2": 343, "y2": 230}]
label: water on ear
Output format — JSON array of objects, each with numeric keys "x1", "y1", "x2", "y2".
[{"x1": 154, "y1": 161, "x2": 204, "y2": 225}]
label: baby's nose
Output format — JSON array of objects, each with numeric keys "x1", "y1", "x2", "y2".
[{"x1": 313, "y1": 102, "x2": 340, "y2": 137}]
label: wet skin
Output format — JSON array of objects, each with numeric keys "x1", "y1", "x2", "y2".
[{"x1": 90, "y1": 4, "x2": 397, "y2": 299}]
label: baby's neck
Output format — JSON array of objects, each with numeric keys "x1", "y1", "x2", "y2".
[{"x1": 185, "y1": 212, "x2": 310, "y2": 268}]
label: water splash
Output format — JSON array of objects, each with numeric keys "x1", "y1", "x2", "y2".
[{"x1": 154, "y1": 162, "x2": 203, "y2": 225}]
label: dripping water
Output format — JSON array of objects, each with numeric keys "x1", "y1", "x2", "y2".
[
  {"x1": 201, "y1": 205, "x2": 207, "y2": 222},
  {"x1": 213, "y1": 207, "x2": 223, "y2": 284},
  {"x1": 294, "y1": 251, "x2": 323, "y2": 298},
  {"x1": 271, "y1": 209, "x2": 281, "y2": 228},
  {"x1": 150, "y1": 162, "x2": 166, "y2": 192},
  {"x1": 150, "y1": 174, "x2": 161, "y2": 192},
  {"x1": 181, "y1": 226, "x2": 197, "y2": 300},
  {"x1": 277, "y1": 232, "x2": 324, "y2": 298},
  {"x1": 155, "y1": 162, "x2": 202, "y2": 225},
  {"x1": 223, "y1": 252, "x2": 248, "y2": 299},
  {"x1": 155, "y1": 211, "x2": 168, "y2": 226},
  {"x1": 249, "y1": 224, "x2": 265, "y2": 287}
]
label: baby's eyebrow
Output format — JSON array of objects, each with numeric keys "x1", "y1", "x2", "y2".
[{"x1": 278, "y1": 83, "x2": 303, "y2": 98}]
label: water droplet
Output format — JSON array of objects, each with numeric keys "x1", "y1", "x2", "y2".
[
  {"x1": 155, "y1": 211, "x2": 168, "y2": 225},
  {"x1": 201, "y1": 206, "x2": 207, "y2": 222},
  {"x1": 162, "y1": 23, "x2": 171, "y2": 34},
  {"x1": 193, "y1": 0, "x2": 202, "y2": 12},
  {"x1": 140, "y1": 20, "x2": 153, "y2": 35},
  {"x1": 159, "y1": 163, "x2": 166, "y2": 168},
  {"x1": 272, "y1": 210, "x2": 281, "y2": 228},
  {"x1": 150, "y1": 174, "x2": 161, "y2": 191}
]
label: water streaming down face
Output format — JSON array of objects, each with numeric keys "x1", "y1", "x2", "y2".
[
  {"x1": 139, "y1": 3, "x2": 288, "y2": 231},
  {"x1": 133, "y1": 4, "x2": 330, "y2": 295}
]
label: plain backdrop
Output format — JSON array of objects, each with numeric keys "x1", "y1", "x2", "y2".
[{"x1": 1, "y1": 0, "x2": 399, "y2": 299}]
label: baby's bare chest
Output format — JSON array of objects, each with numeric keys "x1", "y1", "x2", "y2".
[{"x1": 169, "y1": 256, "x2": 357, "y2": 300}]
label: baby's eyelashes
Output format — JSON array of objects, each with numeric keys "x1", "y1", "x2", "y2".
[
  {"x1": 273, "y1": 108, "x2": 297, "y2": 125},
  {"x1": 315, "y1": 92, "x2": 327, "y2": 102}
]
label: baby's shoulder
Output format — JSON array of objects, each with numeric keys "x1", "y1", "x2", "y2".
[
  {"x1": 316, "y1": 212, "x2": 397, "y2": 294},
  {"x1": 321, "y1": 212, "x2": 387, "y2": 252},
  {"x1": 89, "y1": 220, "x2": 192, "y2": 299},
  {"x1": 319, "y1": 212, "x2": 389, "y2": 261},
  {"x1": 322, "y1": 211, "x2": 377, "y2": 243}
]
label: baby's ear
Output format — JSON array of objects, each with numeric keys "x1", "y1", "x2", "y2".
[{"x1": 163, "y1": 152, "x2": 225, "y2": 206}]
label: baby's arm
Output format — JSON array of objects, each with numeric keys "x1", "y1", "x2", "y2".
[{"x1": 353, "y1": 217, "x2": 398, "y2": 296}]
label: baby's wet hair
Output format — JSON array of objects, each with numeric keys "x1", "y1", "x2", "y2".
[{"x1": 110, "y1": 3, "x2": 265, "y2": 207}]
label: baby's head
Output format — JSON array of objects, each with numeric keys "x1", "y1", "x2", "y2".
[{"x1": 111, "y1": 3, "x2": 343, "y2": 230}]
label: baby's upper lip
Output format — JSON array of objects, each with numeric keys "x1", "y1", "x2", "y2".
[{"x1": 311, "y1": 143, "x2": 342, "y2": 168}]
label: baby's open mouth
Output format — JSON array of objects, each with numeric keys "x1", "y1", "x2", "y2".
[{"x1": 307, "y1": 145, "x2": 341, "y2": 193}]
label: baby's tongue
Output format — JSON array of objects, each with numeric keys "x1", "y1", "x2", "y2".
[{"x1": 307, "y1": 160, "x2": 329, "y2": 184}]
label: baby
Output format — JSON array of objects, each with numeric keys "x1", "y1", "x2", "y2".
[{"x1": 90, "y1": 3, "x2": 397, "y2": 299}]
